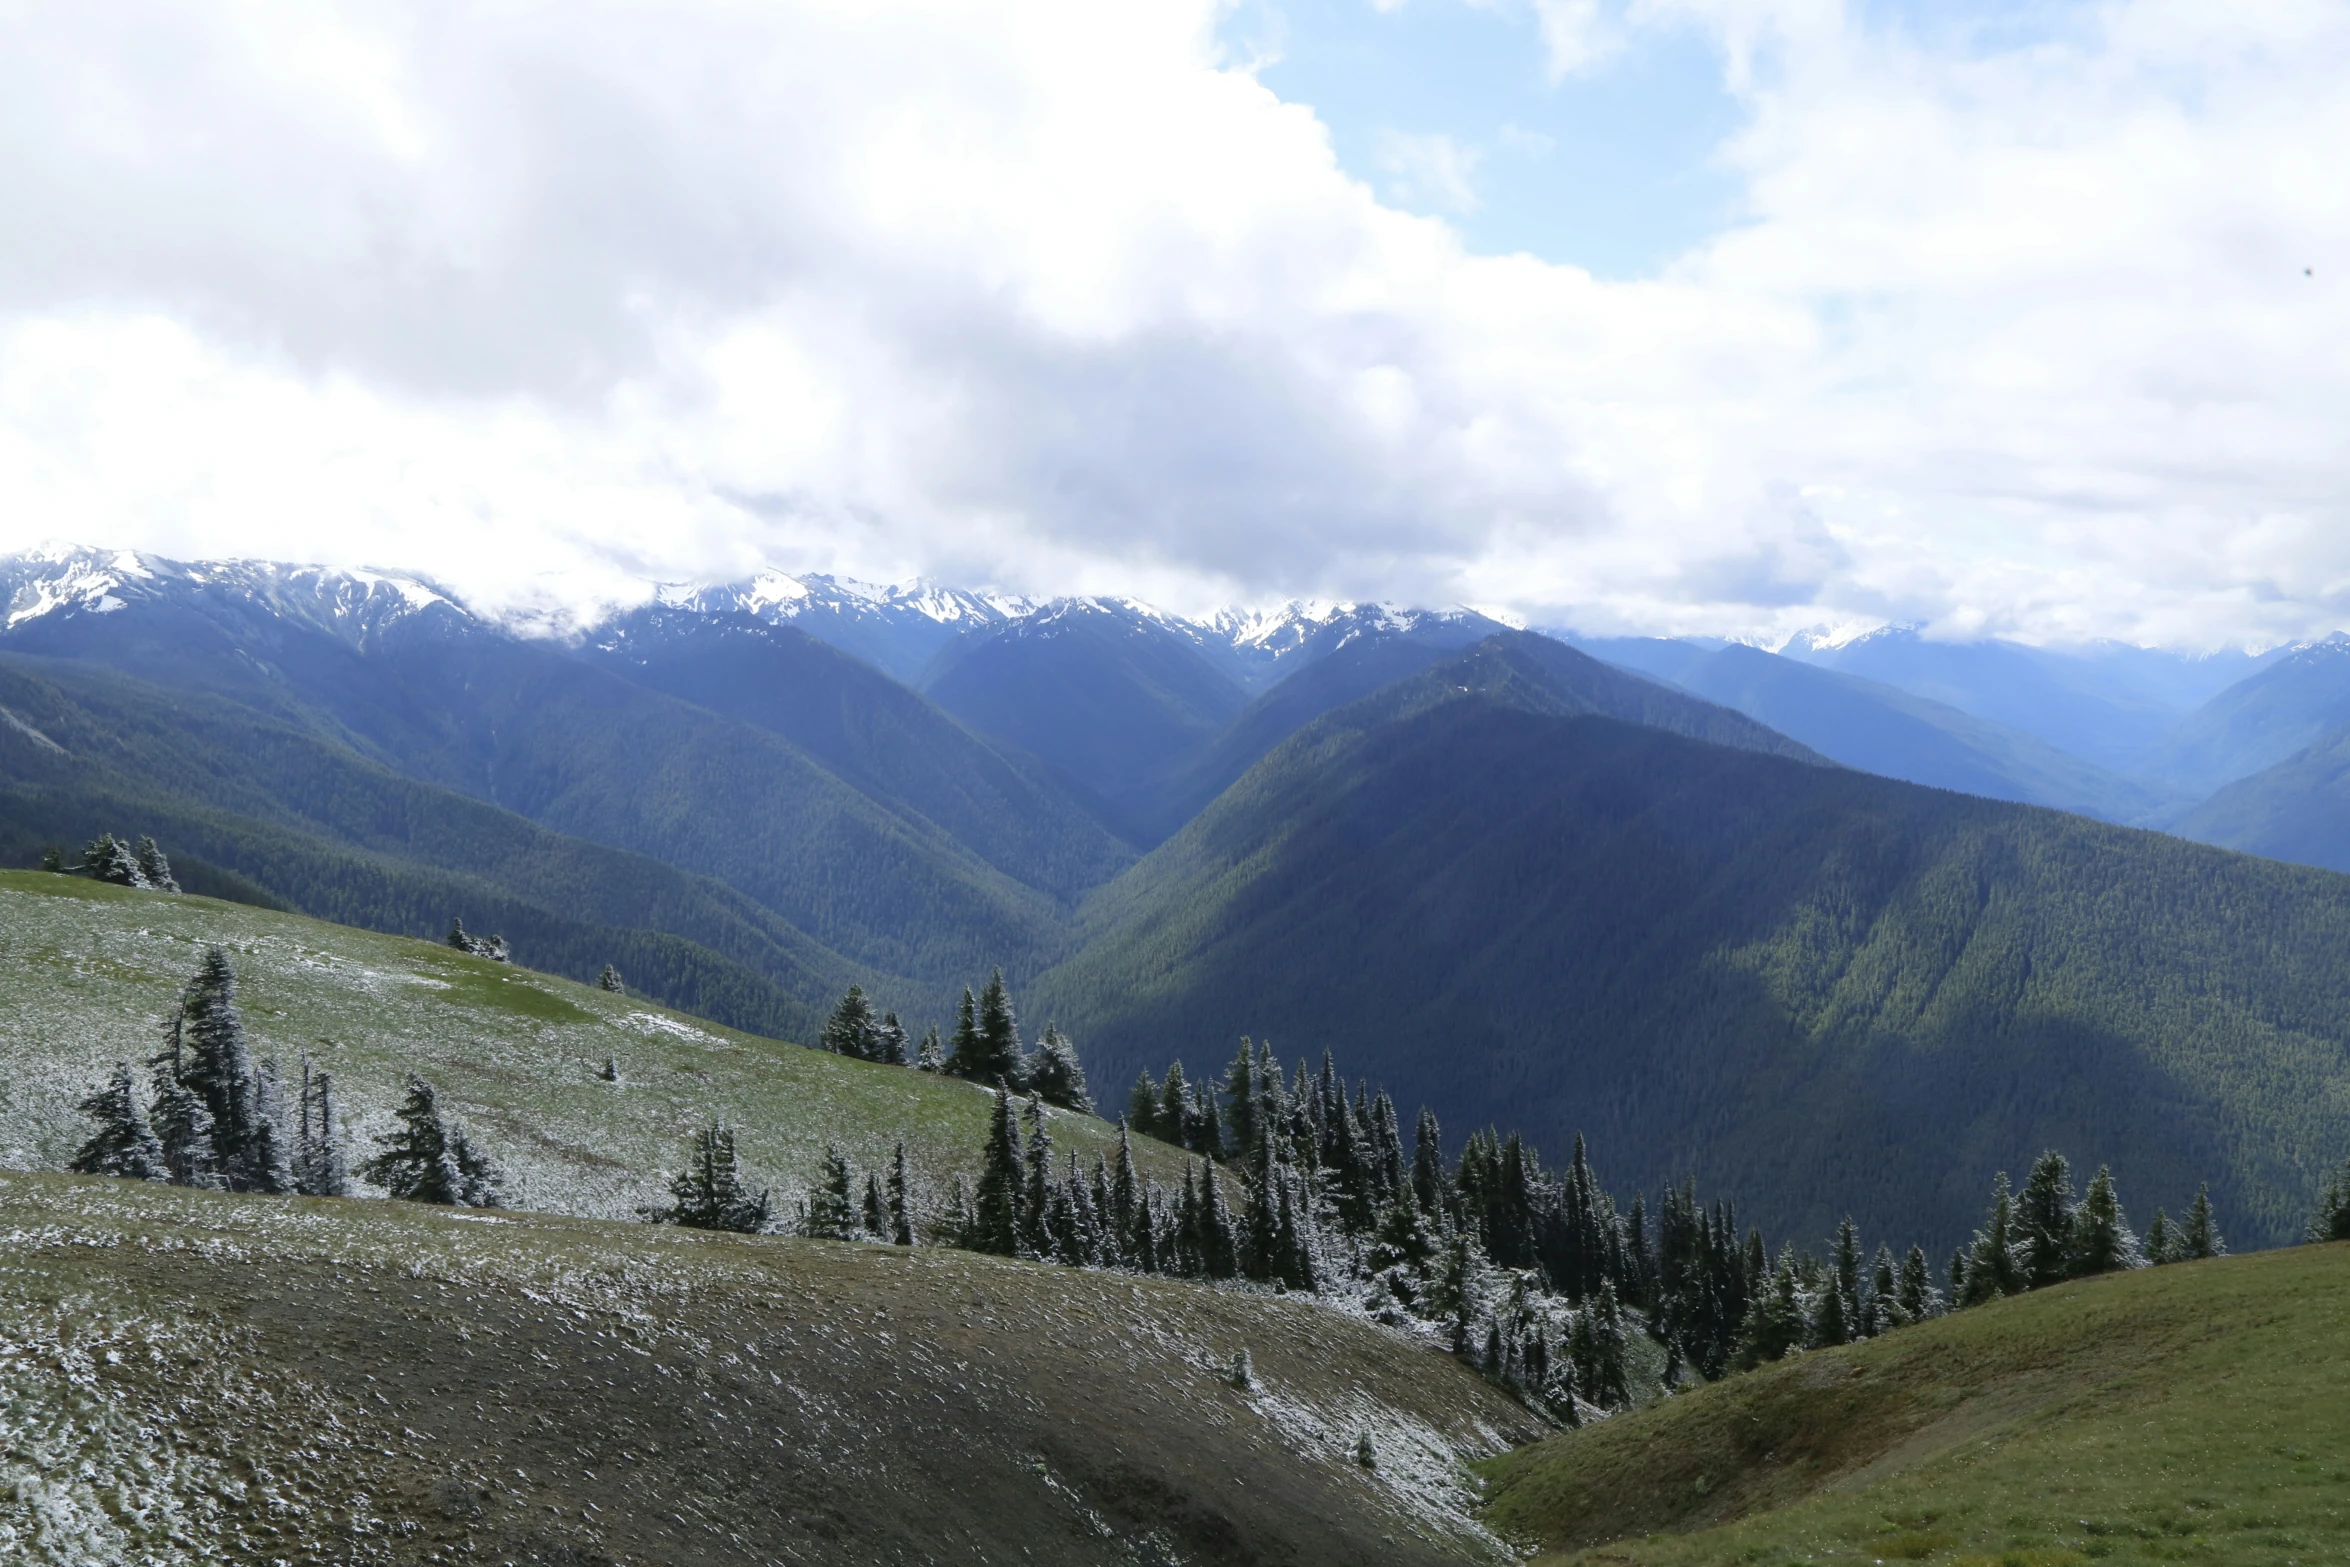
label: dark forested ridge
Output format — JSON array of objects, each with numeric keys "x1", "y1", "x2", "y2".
[{"x1": 1038, "y1": 637, "x2": 2350, "y2": 1253}]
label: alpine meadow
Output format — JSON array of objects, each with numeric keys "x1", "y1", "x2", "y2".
[{"x1": 7, "y1": 3, "x2": 2350, "y2": 1562}]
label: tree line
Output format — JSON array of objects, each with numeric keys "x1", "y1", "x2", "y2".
[
  {"x1": 41, "y1": 831, "x2": 181, "y2": 891},
  {"x1": 814, "y1": 969, "x2": 1093, "y2": 1112}
]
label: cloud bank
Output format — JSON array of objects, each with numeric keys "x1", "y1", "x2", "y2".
[{"x1": 0, "y1": 0, "x2": 2344, "y2": 644}]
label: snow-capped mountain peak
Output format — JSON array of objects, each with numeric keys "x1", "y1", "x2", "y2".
[{"x1": 0, "y1": 544, "x2": 460, "y2": 644}]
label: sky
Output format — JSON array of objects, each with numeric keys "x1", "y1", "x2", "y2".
[{"x1": 0, "y1": 0, "x2": 2344, "y2": 646}]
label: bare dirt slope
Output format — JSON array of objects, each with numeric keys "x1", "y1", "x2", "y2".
[{"x1": 1, "y1": 1172, "x2": 1542, "y2": 1565}]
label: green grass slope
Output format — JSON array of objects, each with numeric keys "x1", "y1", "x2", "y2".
[
  {"x1": 0, "y1": 871, "x2": 1163, "y2": 1223},
  {"x1": 0, "y1": 1171, "x2": 1541, "y2": 1565},
  {"x1": 1479, "y1": 1243, "x2": 2350, "y2": 1566},
  {"x1": 1041, "y1": 638, "x2": 2350, "y2": 1252}
]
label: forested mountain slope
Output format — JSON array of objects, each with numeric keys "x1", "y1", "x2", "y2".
[
  {"x1": 582, "y1": 603, "x2": 1133, "y2": 899},
  {"x1": 1039, "y1": 636, "x2": 2350, "y2": 1253},
  {"x1": 2147, "y1": 636, "x2": 2350, "y2": 800},
  {"x1": 2169, "y1": 720, "x2": 2350, "y2": 873},
  {"x1": 1581, "y1": 638, "x2": 2169, "y2": 822},
  {"x1": 924, "y1": 599, "x2": 1253, "y2": 842}
]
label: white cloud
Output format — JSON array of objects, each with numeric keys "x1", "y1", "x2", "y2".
[
  {"x1": 0, "y1": 0, "x2": 2344, "y2": 645},
  {"x1": 1371, "y1": 129, "x2": 1488, "y2": 214},
  {"x1": 1532, "y1": 0, "x2": 1622, "y2": 78}
]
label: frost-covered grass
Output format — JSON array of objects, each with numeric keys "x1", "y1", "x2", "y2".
[
  {"x1": 1479, "y1": 1241, "x2": 2350, "y2": 1566},
  {"x1": 0, "y1": 1171, "x2": 1540, "y2": 1565},
  {"x1": 0, "y1": 871, "x2": 1176, "y2": 1222}
]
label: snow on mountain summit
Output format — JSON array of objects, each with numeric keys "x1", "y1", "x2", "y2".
[{"x1": 0, "y1": 544, "x2": 456, "y2": 642}]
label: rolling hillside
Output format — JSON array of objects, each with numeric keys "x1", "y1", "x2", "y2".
[
  {"x1": 0, "y1": 870, "x2": 1153, "y2": 1222},
  {"x1": 0, "y1": 1171, "x2": 1538, "y2": 1565},
  {"x1": 1480, "y1": 1241, "x2": 2350, "y2": 1565},
  {"x1": 1040, "y1": 636, "x2": 2350, "y2": 1253}
]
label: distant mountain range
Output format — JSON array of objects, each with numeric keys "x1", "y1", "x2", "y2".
[{"x1": 10, "y1": 542, "x2": 2350, "y2": 1247}]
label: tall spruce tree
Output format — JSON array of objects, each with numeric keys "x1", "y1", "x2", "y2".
[
  {"x1": 2070, "y1": 1165, "x2": 2142, "y2": 1275},
  {"x1": 888, "y1": 1141, "x2": 916, "y2": 1245},
  {"x1": 646, "y1": 1122, "x2": 771, "y2": 1232},
  {"x1": 915, "y1": 1023, "x2": 946, "y2": 1072},
  {"x1": 177, "y1": 948, "x2": 292, "y2": 1194},
  {"x1": 976, "y1": 970, "x2": 1023, "y2": 1086},
  {"x1": 1411, "y1": 1106, "x2": 1447, "y2": 1224},
  {"x1": 1898, "y1": 1243, "x2": 1943, "y2": 1320},
  {"x1": 2144, "y1": 1207, "x2": 2177, "y2": 1263},
  {"x1": 1021, "y1": 1094, "x2": 1054, "y2": 1258},
  {"x1": 70, "y1": 1064, "x2": 170, "y2": 1181},
  {"x1": 1961, "y1": 1171, "x2": 2023, "y2": 1305},
  {"x1": 875, "y1": 1013, "x2": 910, "y2": 1067},
  {"x1": 1028, "y1": 1025, "x2": 1092, "y2": 1112},
  {"x1": 292, "y1": 1059, "x2": 351, "y2": 1198},
  {"x1": 944, "y1": 986, "x2": 985, "y2": 1079},
  {"x1": 803, "y1": 1146, "x2": 858, "y2": 1240},
  {"x1": 1831, "y1": 1217, "x2": 1864, "y2": 1336},
  {"x1": 2015, "y1": 1150, "x2": 2078, "y2": 1289},
  {"x1": 820, "y1": 986, "x2": 880, "y2": 1059},
  {"x1": 133, "y1": 836, "x2": 180, "y2": 892},
  {"x1": 146, "y1": 1015, "x2": 220, "y2": 1190},
  {"x1": 970, "y1": 1088, "x2": 1024, "y2": 1255},
  {"x1": 1127, "y1": 1069, "x2": 1160, "y2": 1137},
  {"x1": 2184, "y1": 1184, "x2": 2228, "y2": 1257},
  {"x1": 1223, "y1": 1040, "x2": 1258, "y2": 1156},
  {"x1": 362, "y1": 1077, "x2": 502, "y2": 1206},
  {"x1": 863, "y1": 1172, "x2": 888, "y2": 1239}
]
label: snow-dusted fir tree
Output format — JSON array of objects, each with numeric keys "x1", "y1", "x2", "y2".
[
  {"x1": 1027, "y1": 1025, "x2": 1092, "y2": 1113},
  {"x1": 133, "y1": 836, "x2": 180, "y2": 892},
  {"x1": 802, "y1": 1146, "x2": 858, "y2": 1240},
  {"x1": 887, "y1": 1141, "x2": 916, "y2": 1245},
  {"x1": 874, "y1": 1012, "x2": 909, "y2": 1066},
  {"x1": 292, "y1": 1058, "x2": 351, "y2": 1198},
  {"x1": 362, "y1": 1077, "x2": 503, "y2": 1207},
  {"x1": 598, "y1": 965, "x2": 626, "y2": 994},
  {"x1": 1960, "y1": 1171, "x2": 2023, "y2": 1304},
  {"x1": 2014, "y1": 1151, "x2": 2078, "y2": 1289},
  {"x1": 2184, "y1": 1184, "x2": 2228, "y2": 1257},
  {"x1": 76, "y1": 833, "x2": 146, "y2": 886},
  {"x1": 146, "y1": 1015, "x2": 221, "y2": 1189},
  {"x1": 914, "y1": 1025, "x2": 946, "y2": 1072},
  {"x1": 178, "y1": 948, "x2": 293, "y2": 1193},
  {"x1": 70, "y1": 1064, "x2": 170, "y2": 1181},
  {"x1": 969, "y1": 1089, "x2": 1023, "y2": 1255},
  {"x1": 862, "y1": 1171, "x2": 887, "y2": 1238},
  {"x1": 2070, "y1": 1165, "x2": 2143, "y2": 1275},
  {"x1": 646, "y1": 1122, "x2": 770, "y2": 1233},
  {"x1": 820, "y1": 986, "x2": 879, "y2": 1059}
]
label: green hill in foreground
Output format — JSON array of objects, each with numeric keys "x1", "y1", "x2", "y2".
[
  {"x1": 0, "y1": 1171, "x2": 1540, "y2": 1565},
  {"x1": 1478, "y1": 1242, "x2": 2350, "y2": 1566},
  {"x1": 0, "y1": 870, "x2": 1171, "y2": 1222}
]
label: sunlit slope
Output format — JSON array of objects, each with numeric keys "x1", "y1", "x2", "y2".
[
  {"x1": 1480, "y1": 1243, "x2": 2350, "y2": 1566},
  {"x1": 0, "y1": 871, "x2": 1165, "y2": 1220},
  {"x1": 0, "y1": 1172, "x2": 1540, "y2": 1566}
]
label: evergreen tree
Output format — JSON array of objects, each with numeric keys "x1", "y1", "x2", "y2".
[
  {"x1": 177, "y1": 948, "x2": 292, "y2": 1194},
  {"x1": 803, "y1": 1145, "x2": 858, "y2": 1240},
  {"x1": 970, "y1": 1088, "x2": 1023, "y2": 1255},
  {"x1": 37, "y1": 845, "x2": 62, "y2": 873},
  {"x1": 1810, "y1": 1272, "x2": 1851, "y2": 1347},
  {"x1": 875, "y1": 1013, "x2": 910, "y2": 1067},
  {"x1": 362, "y1": 1077, "x2": 502, "y2": 1206},
  {"x1": 1411, "y1": 1106, "x2": 1447, "y2": 1223},
  {"x1": 146, "y1": 1016, "x2": 220, "y2": 1190},
  {"x1": 2070, "y1": 1165, "x2": 2143, "y2": 1276},
  {"x1": 1733, "y1": 1248, "x2": 1807, "y2": 1368},
  {"x1": 645, "y1": 1122, "x2": 771, "y2": 1232},
  {"x1": 976, "y1": 970, "x2": 1024, "y2": 1086},
  {"x1": 915, "y1": 1024, "x2": 946, "y2": 1073},
  {"x1": 1160, "y1": 1062, "x2": 1192, "y2": 1149},
  {"x1": 1898, "y1": 1243, "x2": 1943, "y2": 1320},
  {"x1": 944, "y1": 986, "x2": 984, "y2": 1078},
  {"x1": 78, "y1": 833, "x2": 145, "y2": 886},
  {"x1": 1110, "y1": 1120, "x2": 1143, "y2": 1257},
  {"x1": 292, "y1": 1059, "x2": 351, "y2": 1198},
  {"x1": 70, "y1": 1063, "x2": 169, "y2": 1181},
  {"x1": 948, "y1": 1173, "x2": 976, "y2": 1246},
  {"x1": 1198, "y1": 1161, "x2": 1239, "y2": 1278},
  {"x1": 820, "y1": 985, "x2": 880, "y2": 1059},
  {"x1": 1584, "y1": 1278, "x2": 1632, "y2": 1408},
  {"x1": 1223, "y1": 1039, "x2": 1258, "y2": 1156},
  {"x1": 1022, "y1": 1094, "x2": 1054, "y2": 1259},
  {"x1": 863, "y1": 1172, "x2": 888, "y2": 1239},
  {"x1": 2015, "y1": 1150, "x2": 2078, "y2": 1289},
  {"x1": 1127, "y1": 1069, "x2": 1160, "y2": 1137},
  {"x1": 1869, "y1": 1245, "x2": 1904, "y2": 1333},
  {"x1": 1961, "y1": 1171, "x2": 2023, "y2": 1304},
  {"x1": 2144, "y1": 1207, "x2": 2176, "y2": 1263},
  {"x1": 1831, "y1": 1217, "x2": 1864, "y2": 1337},
  {"x1": 2185, "y1": 1184, "x2": 2229, "y2": 1257},
  {"x1": 888, "y1": 1141, "x2": 916, "y2": 1245},
  {"x1": 133, "y1": 836, "x2": 180, "y2": 893},
  {"x1": 598, "y1": 965, "x2": 626, "y2": 994},
  {"x1": 1028, "y1": 1025, "x2": 1093, "y2": 1112}
]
